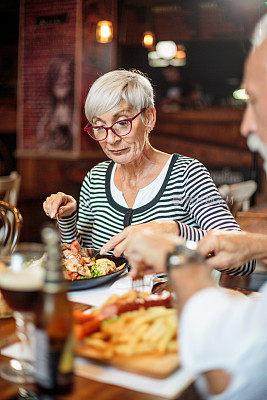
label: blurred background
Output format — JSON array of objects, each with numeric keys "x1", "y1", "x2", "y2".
[{"x1": 0, "y1": 0, "x2": 266, "y2": 242}]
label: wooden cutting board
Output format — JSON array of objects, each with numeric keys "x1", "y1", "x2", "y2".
[
  {"x1": 72, "y1": 300, "x2": 180, "y2": 378},
  {"x1": 75, "y1": 344, "x2": 180, "y2": 379}
]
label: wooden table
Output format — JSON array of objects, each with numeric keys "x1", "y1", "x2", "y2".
[
  {"x1": 0, "y1": 318, "x2": 201, "y2": 400},
  {"x1": 2, "y1": 203, "x2": 266, "y2": 399},
  {"x1": 1, "y1": 269, "x2": 266, "y2": 400},
  {"x1": 220, "y1": 271, "x2": 266, "y2": 293},
  {"x1": 236, "y1": 203, "x2": 267, "y2": 235}
]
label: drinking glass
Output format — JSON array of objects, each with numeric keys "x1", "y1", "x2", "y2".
[{"x1": 0, "y1": 247, "x2": 45, "y2": 383}]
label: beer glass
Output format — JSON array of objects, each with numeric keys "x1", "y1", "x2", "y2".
[{"x1": 0, "y1": 248, "x2": 45, "y2": 383}]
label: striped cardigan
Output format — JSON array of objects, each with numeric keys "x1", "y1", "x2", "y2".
[{"x1": 58, "y1": 154, "x2": 255, "y2": 275}]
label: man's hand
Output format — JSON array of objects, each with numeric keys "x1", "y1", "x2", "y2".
[
  {"x1": 43, "y1": 192, "x2": 77, "y2": 219},
  {"x1": 125, "y1": 229, "x2": 214, "y2": 313},
  {"x1": 100, "y1": 220, "x2": 179, "y2": 257},
  {"x1": 123, "y1": 228, "x2": 181, "y2": 278},
  {"x1": 198, "y1": 230, "x2": 267, "y2": 269}
]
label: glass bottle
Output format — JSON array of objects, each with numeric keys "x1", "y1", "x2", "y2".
[{"x1": 34, "y1": 226, "x2": 73, "y2": 394}]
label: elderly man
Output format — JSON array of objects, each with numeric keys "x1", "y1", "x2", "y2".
[{"x1": 126, "y1": 15, "x2": 267, "y2": 400}]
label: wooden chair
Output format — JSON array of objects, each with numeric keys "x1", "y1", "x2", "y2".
[
  {"x1": 218, "y1": 180, "x2": 257, "y2": 217},
  {"x1": 0, "y1": 201, "x2": 23, "y2": 255},
  {"x1": 0, "y1": 171, "x2": 21, "y2": 207}
]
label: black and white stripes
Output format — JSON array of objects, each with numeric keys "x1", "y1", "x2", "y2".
[{"x1": 58, "y1": 154, "x2": 255, "y2": 275}]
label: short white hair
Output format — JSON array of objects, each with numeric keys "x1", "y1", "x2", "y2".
[
  {"x1": 251, "y1": 14, "x2": 267, "y2": 48},
  {"x1": 84, "y1": 69, "x2": 154, "y2": 122}
]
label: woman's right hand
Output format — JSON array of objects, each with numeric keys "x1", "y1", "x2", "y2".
[{"x1": 43, "y1": 192, "x2": 77, "y2": 219}]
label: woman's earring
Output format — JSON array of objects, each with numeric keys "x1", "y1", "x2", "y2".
[{"x1": 148, "y1": 127, "x2": 152, "y2": 132}]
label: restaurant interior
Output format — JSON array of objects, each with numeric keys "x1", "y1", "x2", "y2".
[
  {"x1": 0, "y1": 0, "x2": 266, "y2": 242},
  {"x1": 0, "y1": 0, "x2": 267, "y2": 399}
]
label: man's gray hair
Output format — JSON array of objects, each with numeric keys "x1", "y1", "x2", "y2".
[
  {"x1": 85, "y1": 69, "x2": 154, "y2": 122},
  {"x1": 251, "y1": 14, "x2": 267, "y2": 48}
]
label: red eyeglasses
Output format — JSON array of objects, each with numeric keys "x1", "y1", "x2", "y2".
[{"x1": 83, "y1": 108, "x2": 146, "y2": 141}]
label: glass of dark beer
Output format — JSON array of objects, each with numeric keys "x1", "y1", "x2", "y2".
[{"x1": 0, "y1": 249, "x2": 45, "y2": 383}]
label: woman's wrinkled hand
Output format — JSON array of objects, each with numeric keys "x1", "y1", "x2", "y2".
[
  {"x1": 43, "y1": 192, "x2": 77, "y2": 220},
  {"x1": 100, "y1": 220, "x2": 179, "y2": 257}
]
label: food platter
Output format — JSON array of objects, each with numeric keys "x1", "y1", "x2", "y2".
[
  {"x1": 74, "y1": 290, "x2": 179, "y2": 378},
  {"x1": 68, "y1": 251, "x2": 128, "y2": 291}
]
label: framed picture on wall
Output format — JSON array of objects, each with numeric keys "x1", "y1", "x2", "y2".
[
  {"x1": 17, "y1": 0, "x2": 82, "y2": 156},
  {"x1": 17, "y1": 0, "x2": 117, "y2": 157}
]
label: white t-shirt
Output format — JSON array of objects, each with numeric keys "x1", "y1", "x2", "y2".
[
  {"x1": 179, "y1": 282, "x2": 267, "y2": 400},
  {"x1": 110, "y1": 156, "x2": 172, "y2": 208}
]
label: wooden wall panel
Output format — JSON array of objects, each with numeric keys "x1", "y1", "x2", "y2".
[{"x1": 150, "y1": 135, "x2": 252, "y2": 168}]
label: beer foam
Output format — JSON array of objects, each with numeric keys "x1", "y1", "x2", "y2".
[{"x1": 0, "y1": 268, "x2": 44, "y2": 291}]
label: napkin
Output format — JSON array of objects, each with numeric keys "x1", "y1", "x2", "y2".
[
  {"x1": 67, "y1": 273, "x2": 153, "y2": 308},
  {"x1": 109, "y1": 274, "x2": 153, "y2": 294},
  {"x1": 68, "y1": 284, "x2": 112, "y2": 307},
  {"x1": 75, "y1": 357, "x2": 195, "y2": 398}
]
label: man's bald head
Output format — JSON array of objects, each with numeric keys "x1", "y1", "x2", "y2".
[{"x1": 251, "y1": 14, "x2": 267, "y2": 48}]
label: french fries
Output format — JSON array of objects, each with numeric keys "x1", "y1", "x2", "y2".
[
  {"x1": 75, "y1": 290, "x2": 178, "y2": 359},
  {"x1": 82, "y1": 305, "x2": 178, "y2": 359}
]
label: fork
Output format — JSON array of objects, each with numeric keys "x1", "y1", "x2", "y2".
[
  {"x1": 151, "y1": 273, "x2": 168, "y2": 294},
  {"x1": 85, "y1": 248, "x2": 102, "y2": 258},
  {"x1": 131, "y1": 274, "x2": 153, "y2": 292},
  {"x1": 132, "y1": 276, "x2": 145, "y2": 291}
]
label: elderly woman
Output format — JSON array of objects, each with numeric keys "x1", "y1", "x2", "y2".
[{"x1": 43, "y1": 69, "x2": 254, "y2": 275}]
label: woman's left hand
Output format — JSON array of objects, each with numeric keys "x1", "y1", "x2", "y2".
[
  {"x1": 100, "y1": 220, "x2": 179, "y2": 257},
  {"x1": 100, "y1": 224, "x2": 144, "y2": 257}
]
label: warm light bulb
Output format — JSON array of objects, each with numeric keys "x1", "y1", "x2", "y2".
[
  {"x1": 96, "y1": 20, "x2": 113, "y2": 43},
  {"x1": 175, "y1": 50, "x2": 186, "y2": 59},
  {"x1": 100, "y1": 25, "x2": 110, "y2": 38},
  {"x1": 156, "y1": 41, "x2": 177, "y2": 60},
  {"x1": 143, "y1": 31, "x2": 154, "y2": 48}
]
